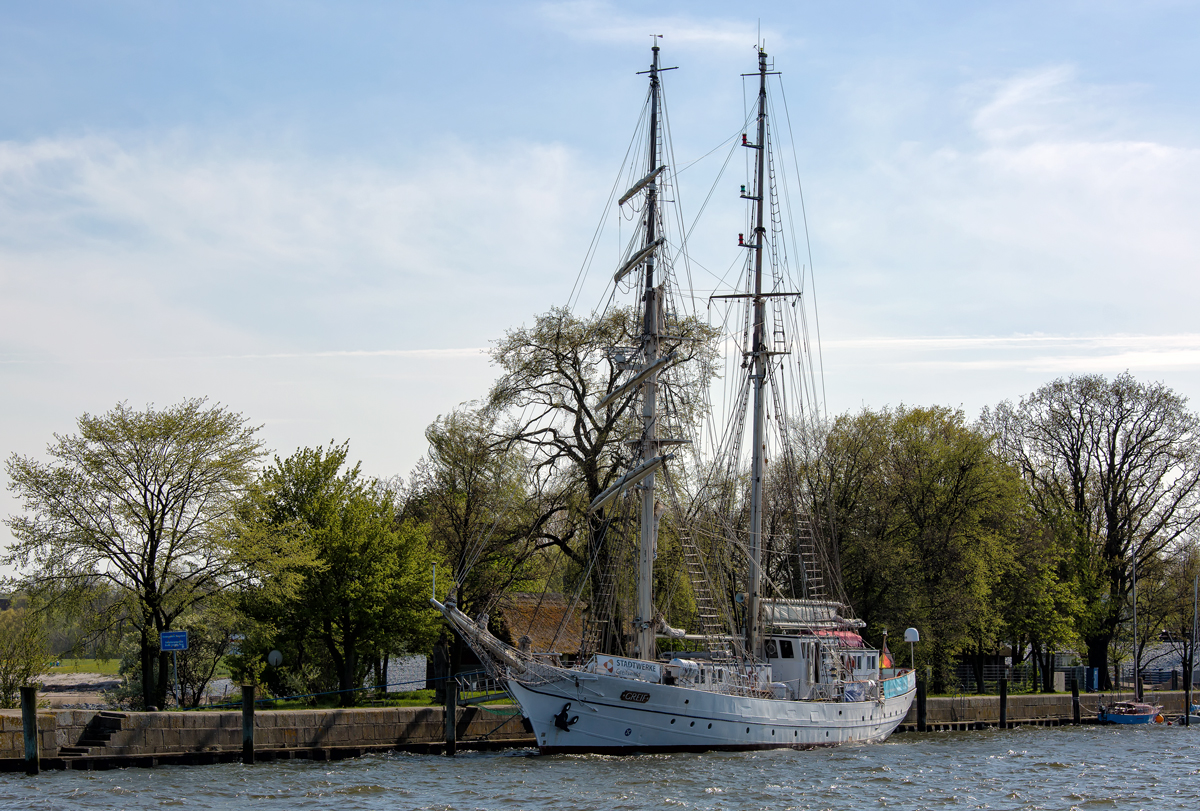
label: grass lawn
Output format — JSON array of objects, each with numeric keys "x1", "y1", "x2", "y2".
[
  {"x1": 253, "y1": 690, "x2": 441, "y2": 710},
  {"x1": 197, "y1": 688, "x2": 481, "y2": 711},
  {"x1": 48, "y1": 658, "x2": 120, "y2": 675}
]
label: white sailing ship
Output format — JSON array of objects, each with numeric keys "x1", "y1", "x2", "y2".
[{"x1": 432, "y1": 43, "x2": 916, "y2": 754}]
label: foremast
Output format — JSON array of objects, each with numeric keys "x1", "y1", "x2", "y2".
[
  {"x1": 746, "y1": 47, "x2": 770, "y2": 662},
  {"x1": 635, "y1": 44, "x2": 663, "y2": 662}
]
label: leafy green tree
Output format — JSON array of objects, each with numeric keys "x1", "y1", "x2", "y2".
[
  {"x1": 798, "y1": 409, "x2": 896, "y2": 628},
  {"x1": 1156, "y1": 545, "x2": 1200, "y2": 701},
  {"x1": 408, "y1": 408, "x2": 551, "y2": 618},
  {"x1": 0, "y1": 600, "x2": 52, "y2": 708},
  {"x1": 986, "y1": 373, "x2": 1200, "y2": 688},
  {"x1": 4, "y1": 399, "x2": 301, "y2": 710},
  {"x1": 1128, "y1": 544, "x2": 1185, "y2": 691},
  {"x1": 169, "y1": 600, "x2": 239, "y2": 707},
  {"x1": 803, "y1": 406, "x2": 1021, "y2": 691},
  {"x1": 237, "y1": 443, "x2": 439, "y2": 706},
  {"x1": 995, "y1": 513, "x2": 1083, "y2": 692}
]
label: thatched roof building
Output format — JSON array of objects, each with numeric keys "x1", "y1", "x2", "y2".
[{"x1": 493, "y1": 593, "x2": 587, "y2": 656}]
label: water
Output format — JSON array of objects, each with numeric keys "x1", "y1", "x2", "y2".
[{"x1": 4, "y1": 726, "x2": 1199, "y2": 810}]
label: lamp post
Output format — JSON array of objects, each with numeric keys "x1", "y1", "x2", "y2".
[{"x1": 904, "y1": 627, "x2": 920, "y2": 671}]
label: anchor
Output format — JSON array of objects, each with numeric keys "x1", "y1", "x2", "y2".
[{"x1": 553, "y1": 702, "x2": 579, "y2": 732}]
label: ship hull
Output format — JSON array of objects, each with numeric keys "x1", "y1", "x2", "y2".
[{"x1": 509, "y1": 669, "x2": 916, "y2": 754}]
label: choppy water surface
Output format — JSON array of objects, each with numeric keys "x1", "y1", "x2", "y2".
[{"x1": 4, "y1": 725, "x2": 1200, "y2": 810}]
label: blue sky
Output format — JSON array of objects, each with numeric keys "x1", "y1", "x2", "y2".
[{"x1": 3, "y1": 1, "x2": 1200, "y2": 548}]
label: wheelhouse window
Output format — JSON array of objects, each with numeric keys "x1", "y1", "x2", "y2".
[{"x1": 780, "y1": 640, "x2": 795, "y2": 659}]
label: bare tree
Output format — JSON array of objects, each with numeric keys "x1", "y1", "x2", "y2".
[
  {"x1": 486, "y1": 305, "x2": 718, "y2": 650},
  {"x1": 985, "y1": 373, "x2": 1200, "y2": 688}
]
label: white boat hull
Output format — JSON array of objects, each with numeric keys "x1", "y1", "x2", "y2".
[{"x1": 509, "y1": 669, "x2": 916, "y2": 754}]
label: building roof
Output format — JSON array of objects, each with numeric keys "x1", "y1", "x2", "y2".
[{"x1": 493, "y1": 593, "x2": 587, "y2": 655}]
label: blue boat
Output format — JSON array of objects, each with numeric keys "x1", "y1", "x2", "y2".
[{"x1": 1098, "y1": 701, "x2": 1162, "y2": 724}]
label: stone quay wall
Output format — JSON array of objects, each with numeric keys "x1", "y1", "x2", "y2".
[
  {"x1": 899, "y1": 690, "x2": 1192, "y2": 730},
  {"x1": 0, "y1": 705, "x2": 529, "y2": 763},
  {"x1": 4, "y1": 690, "x2": 1194, "y2": 765}
]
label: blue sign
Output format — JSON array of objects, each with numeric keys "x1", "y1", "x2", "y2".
[{"x1": 160, "y1": 630, "x2": 189, "y2": 652}]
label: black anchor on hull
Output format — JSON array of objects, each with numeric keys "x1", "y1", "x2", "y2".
[{"x1": 553, "y1": 702, "x2": 579, "y2": 731}]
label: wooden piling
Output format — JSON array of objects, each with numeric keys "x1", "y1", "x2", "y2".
[
  {"x1": 242, "y1": 685, "x2": 255, "y2": 765},
  {"x1": 1071, "y1": 677, "x2": 1080, "y2": 724},
  {"x1": 20, "y1": 686, "x2": 38, "y2": 775},
  {"x1": 916, "y1": 678, "x2": 927, "y2": 732},
  {"x1": 999, "y1": 678, "x2": 1008, "y2": 729},
  {"x1": 444, "y1": 677, "x2": 458, "y2": 756},
  {"x1": 1186, "y1": 662, "x2": 1193, "y2": 728}
]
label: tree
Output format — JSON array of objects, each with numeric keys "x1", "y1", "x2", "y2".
[
  {"x1": 169, "y1": 600, "x2": 239, "y2": 708},
  {"x1": 1157, "y1": 545, "x2": 1200, "y2": 705},
  {"x1": 797, "y1": 409, "x2": 895, "y2": 629},
  {"x1": 406, "y1": 408, "x2": 569, "y2": 617},
  {"x1": 487, "y1": 305, "x2": 718, "y2": 650},
  {"x1": 985, "y1": 373, "x2": 1200, "y2": 687},
  {"x1": 994, "y1": 515, "x2": 1083, "y2": 693},
  {"x1": 0, "y1": 600, "x2": 52, "y2": 708},
  {"x1": 237, "y1": 443, "x2": 439, "y2": 706},
  {"x1": 802, "y1": 406, "x2": 1020, "y2": 691},
  {"x1": 4, "y1": 399, "x2": 297, "y2": 710}
]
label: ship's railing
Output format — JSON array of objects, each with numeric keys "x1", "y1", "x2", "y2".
[{"x1": 454, "y1": 669, "x2": 512, "y2": 705}]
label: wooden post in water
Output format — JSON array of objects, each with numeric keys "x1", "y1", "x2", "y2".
[
  {"x1": 916, "y1": 678, "x2": 927, "y2": 732},
  {"x1": 20, "y1": 686, "x2": 39, "y2": 775},
  {"x1": 1071, "y1": 677, "x2": 1080, "y2": 724},
  {"x1": 242, "y1": 684, "x2": 256, "y2": 765},
  {"x1": 444, "y1": 675, "x2": 458, "y2": 756},
  {"x1": 1186, "y1": 656, "x2": 1193, "y2": 728},
  {"x1": 999, "y1": 678, "x2": 1008, "y2": 729}
]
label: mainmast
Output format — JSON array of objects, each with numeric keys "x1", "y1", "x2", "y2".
[
  {"x1": 745, "y1": 47, "x2": 769, "y2": 662},
  {"x1": 635, "y1": 43, "x2": 663, "y2": 661}
]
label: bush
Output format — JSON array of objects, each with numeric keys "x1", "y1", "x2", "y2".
[{"x1": 0, "y1": 605, "x2": 53, "y2": 708}]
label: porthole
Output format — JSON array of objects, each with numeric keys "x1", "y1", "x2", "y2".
[
  {"x1": 689, "y1": 721, "x2": 694, "y2": 727},
  {"x1": 746, "y1": 727, "x2": 750, "y2": 733},
  {"x1": 708, "y1": 723, "x2": 712, "y2": 729},
  {"x1": 684, "y1": 699, "x2": 689, "y2": 704},
  {"x1": 670, "y1": 718, "x2": 676, "y2": 724},
  {"x1": 771, "y1": 730, "x2": 775, "y2": 736}
]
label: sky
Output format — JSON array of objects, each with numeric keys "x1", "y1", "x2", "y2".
[{"x1": 3, "y1": 1, "x2": 1200, "y2": 555}]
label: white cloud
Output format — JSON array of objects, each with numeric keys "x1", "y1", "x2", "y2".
[
  {"x1": 818, "y1": 64, "x2": 1200, "y2": 340},
  {"x1": 828, "y1": 333, "x2": 1200, "y2": 371},
  {"x1": 0, "y1": 132, "x2": 603, "y2": 558},
  {"x1": 0, "y1": 134, "x2": 598, "y2": 364}
]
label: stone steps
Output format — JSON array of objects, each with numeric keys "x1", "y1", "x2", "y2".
[{"x1": 58, "y1": 711, "x2": 127, "y2": 757}]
